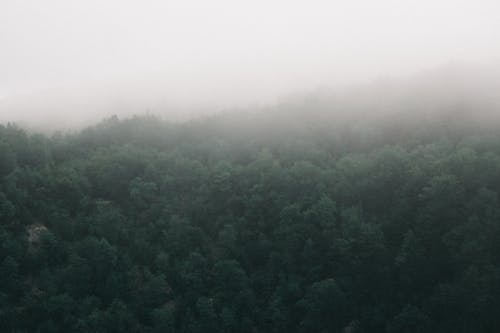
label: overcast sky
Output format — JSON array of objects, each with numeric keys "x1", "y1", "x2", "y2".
[{"x1": 1, "y1": 0, "x2": 500, "y2": 124}]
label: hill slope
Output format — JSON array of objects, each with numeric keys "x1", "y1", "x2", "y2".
[{"x1": 1, "y1": 98, "x2": 500, "y2": 332}]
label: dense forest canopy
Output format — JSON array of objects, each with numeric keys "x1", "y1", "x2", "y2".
[{"x1": 1, "y1": 99, "x2": 500, "y2": 332}]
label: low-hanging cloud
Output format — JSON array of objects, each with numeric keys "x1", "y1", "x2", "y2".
[{"x1": 1, "y1": 0, "x2": 500, "y2": 130}]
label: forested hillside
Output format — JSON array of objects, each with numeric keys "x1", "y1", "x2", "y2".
[{"x1": 1, "y1": 109, "x2": 500, "y2": 332}]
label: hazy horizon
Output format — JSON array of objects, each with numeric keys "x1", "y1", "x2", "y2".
[{"x1": 2, "y1": 0, "x2": 500, "y2": 129}]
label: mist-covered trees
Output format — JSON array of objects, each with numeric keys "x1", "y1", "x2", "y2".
[{"x1": 1, "y1": 111, "x2": 500, "y2": 332}]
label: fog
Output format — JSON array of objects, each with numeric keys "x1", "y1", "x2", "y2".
[{"x1": 1, "y1": 0, "x2": 500, "y2": 130}]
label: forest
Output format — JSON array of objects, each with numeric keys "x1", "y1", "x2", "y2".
[{"x1": 1, "y1": 103, "x2": 500, "y2": 332}]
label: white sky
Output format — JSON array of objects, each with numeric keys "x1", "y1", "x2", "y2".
[{"x1": 1, "y1": 0, "x2": 500, "y2": 110}]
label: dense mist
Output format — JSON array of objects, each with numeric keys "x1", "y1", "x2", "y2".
[
  {"x1": 2, "y1": 62, "x2": 500, "y2": 132},
  {"x1": 2, "y1": 0, "x2": 500, "y2": 129}
]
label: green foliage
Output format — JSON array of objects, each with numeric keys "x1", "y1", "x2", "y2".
[{"x1": 0, "y1": 114, "x2": 500, "y2": 332}]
